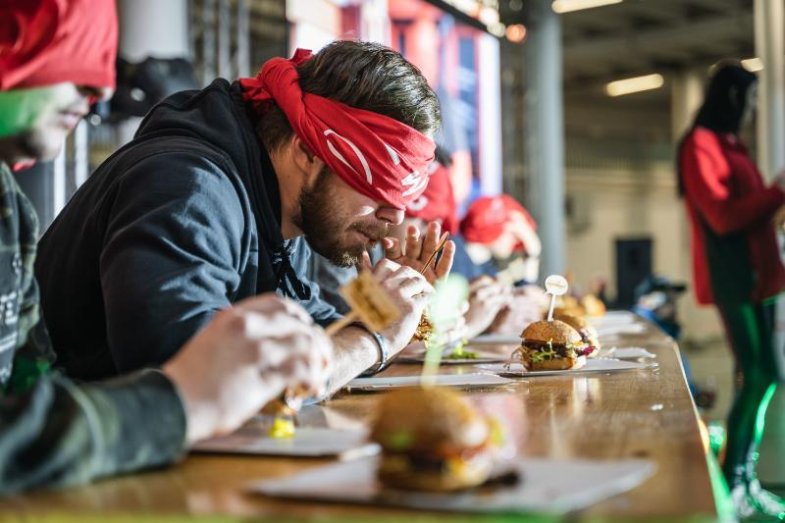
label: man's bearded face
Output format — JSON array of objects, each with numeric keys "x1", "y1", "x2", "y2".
[{"x1": 296, "y1": 167, "x2": 390, "y2": 267}]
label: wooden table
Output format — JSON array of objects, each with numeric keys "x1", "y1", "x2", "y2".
[{"x1": 0, "y1": 317, "x2": 718, "y2": 522}]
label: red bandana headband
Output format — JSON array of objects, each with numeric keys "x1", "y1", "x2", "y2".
[
  {"x1": 0, "y1": 0, "x2": 118, "y2": 91},
  {"x1": 239, "y1": 49, "x2": 436, "y2": 210}
]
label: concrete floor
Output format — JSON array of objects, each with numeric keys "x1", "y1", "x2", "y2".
[{"x1": 685, "y1": 341, "x2": 785, "y2": 487}]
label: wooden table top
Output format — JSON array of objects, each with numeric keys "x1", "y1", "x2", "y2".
[{"x1": 0, "y1": 316, "x2": 718, "y2": 522}]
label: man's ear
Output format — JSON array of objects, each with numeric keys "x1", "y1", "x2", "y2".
[{"x1": 291, "y1": 135, "x2": 325, "y2": 184}]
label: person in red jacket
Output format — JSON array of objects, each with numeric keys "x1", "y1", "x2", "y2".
[{"x1": 679, "y1": 63, "x2": 785, "y2": 519}]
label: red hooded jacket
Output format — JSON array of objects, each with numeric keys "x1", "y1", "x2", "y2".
[{"x1": 680, "y1": 126, "x2": 785, "y2": 305}]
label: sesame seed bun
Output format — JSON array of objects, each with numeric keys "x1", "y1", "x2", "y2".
[{"x1": 520, "y1": 319, "x2": 582, "y2": 346}]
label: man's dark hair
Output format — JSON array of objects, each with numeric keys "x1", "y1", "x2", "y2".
[
  {"x1": 692, "y1": 63, "x2": 757, "y2": 135},
  {"x1": 257, "y1": 40, "x2": 441, "y2": 151}
]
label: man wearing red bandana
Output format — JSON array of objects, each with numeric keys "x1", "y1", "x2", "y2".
[
  {"x1": 312, "y1": 149, "x2": 514, "y2": 341},
  {"x1": 36, "y1": 41, "x2": 453, "y2": 390},
  {"x1": 0, "y1": 0, "x2": 332, "y2": 492}
]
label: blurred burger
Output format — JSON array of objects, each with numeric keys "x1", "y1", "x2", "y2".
[
  {"x1": 581, "y1": 294, "x2": 606, "y2": 317},
  {"x1": 515, "y1": 319, "x2": 586, "y2": 371},
  {"x1": 552, "y1": 295, "x2": 586, "y2": 319},
  {"x1": 555, "y1": 314, "x2": 601, "y2": 358},
  {"x1": 411, "y1": 313, "x2": 434, "y2": 343},
  {"x1": 370, "y1": 387, "x2": 495, "y2": 491}
]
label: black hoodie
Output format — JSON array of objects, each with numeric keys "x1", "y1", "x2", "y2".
[{"x1": 35, "y1": 80, "x2": 339, "y2": 381}]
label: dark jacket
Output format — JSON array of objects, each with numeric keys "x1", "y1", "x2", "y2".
[
  {"x1": 0, "y1": 162, "x2": 185, "y2": 494},
  {"x1": 36, "y1": 80, "x2": 339, "y2": 381}
]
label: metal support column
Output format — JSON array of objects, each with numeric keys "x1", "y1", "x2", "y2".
[
  {"x1": 217, "y1": 0, "x2": 232, "y2": 79},
  {"x1": 754, "y1": 0, "x2": 785, "y2": 180},
  {"x1": 202, "y1": 0, "x2": 218, "y2": 85},
  {"x1": 118, "y1": 0, "x2": 190, "y2": 61},
  {"x1": 523, "y1": 0, "x2": 566, "y2": 279},
  {"x1": 236, "y1": 0, "x2": 251, "y2": 77},
  {"x1": 754, "y1": 0, "x2": 785, "y2": 488}
]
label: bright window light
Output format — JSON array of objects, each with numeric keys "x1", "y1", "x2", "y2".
[
  {"x1": 605, "y1": 73, "x2": 665, "y2": 97},
  {"x1": 552, "y1": 0, "x2": 623, "y2": 14},
  {"x1": 742, "y1": 57, "x2": 763, "y2": 72}
]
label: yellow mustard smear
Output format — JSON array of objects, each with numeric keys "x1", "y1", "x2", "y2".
[{"x1": 268, "y1": 417, "x2": 296, "y2": 439}]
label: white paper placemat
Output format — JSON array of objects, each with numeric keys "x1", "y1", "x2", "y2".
[
  {"x1": 470, "y1": 333, "x2": 521, "y2": 345},
  {"x1": 397, "y1": 344, "x2": 511, "y2": 364},
  {"x1": 595, "y1": 324, "x2": 647, "y2": 336},
  {"x1": 252, "y1": 456, "x2": 655, "y2": 515},
  {"x1": 346, "y1": 373, "x2": 513, "y2": 391},
  {"x1": 192, "y1": 427, "x2": 379, "y2": 459},
  {"x1": 592, "y1": 311, "x2": 638, "y2": 325},
  {"x1": 476, "y1": 358, "x2": 658, "y2": 378},
  {"x1": 599, "y1": 347, "x2": 657, "y2": 359}
]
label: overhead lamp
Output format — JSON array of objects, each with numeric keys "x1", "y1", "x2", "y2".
[
  {"x1": 505, "y1": 24, "x2": 527, "y2": 43},
  {"x1": 605, "y1": 73, "x2": 664, "y2": 97},
  {"x1": 741, "y1": 57, "x2": 763, "y2": 72},
  {"x1": 552, "y1": 0, "x2": 623, "y2": 14}
]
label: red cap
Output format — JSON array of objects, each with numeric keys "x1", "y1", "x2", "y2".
[
  {"x1": 0, "y1": 0, "x2": 118, "y2": 91},
  {"x1": 460, "y1": 194, "x2": 536, "y2": 248},
  {"x1": 405, "y1": 161, "x2": 458, "y2": 233}
]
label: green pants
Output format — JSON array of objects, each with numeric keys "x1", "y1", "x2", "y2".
[{"x1": 715, "y1": 298, "x2": 779, "y2": 488}]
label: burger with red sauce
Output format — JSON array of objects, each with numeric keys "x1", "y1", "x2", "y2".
[
  {"x1": 513, "y1": 319, "x2": 586, "y2": 371},
  {"x1": 555, "y1": 313, "x2": 601, "y2": 358}
]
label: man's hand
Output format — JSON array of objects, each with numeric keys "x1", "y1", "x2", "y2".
[
  {"x1": 381, "y1": 221, "x2": 455, "y2": 284},
  {"x1": 774, "y1": 170, "x2": 785, "y2": 191},
  {"x1": 163, "y1": 295, "x2": 333, "y2": 445},
  {"x1": 463, "y1": 276, "x2": 512, "y2": 339},
  {"x1": 370, "y1": 259, "x2": 434, "y2": 352},
  {"x1": 488, "y1": 285, "x2": 546, "y2": 335}
]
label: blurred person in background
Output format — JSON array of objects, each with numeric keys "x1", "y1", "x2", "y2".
[
  {"x1": 679, "y1": 62, "x2": 785, "y2": 518},
  {"x1": 460, "y1": 195, "x2": 546, "y2": 334},
  {"x1": 0, "y1": 0, "x2": 332, "y2": 493},
  {"x1": 459, "y1": 194, "x2": 542, "y2": 283},
  {"x1": 35, "y1": 40, "x2": 450, "y2": 390}
]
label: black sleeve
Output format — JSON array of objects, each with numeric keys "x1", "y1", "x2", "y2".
[
  {"x1": 287, "y1": 238, "x2": 342, "y2": 326},
  {"x1": 99, "y1": 152, "x2": 250, "y2": 371},
  {"x1": 307, "y1": 251, "x2": 354, "y2": 316},
  {"x1": 0, "y1": 370, "x2": 186, "y2": 494}
]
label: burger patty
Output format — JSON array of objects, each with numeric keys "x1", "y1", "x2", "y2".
[
  {"x1": 520, "y1": 339, "x2": 576, "y2": 358},
  {"x1": 383, "y1": 440, "x2": 490, "y2": 469}
]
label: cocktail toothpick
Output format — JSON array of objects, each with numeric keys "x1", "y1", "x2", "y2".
[{"x1": 544, "y1": 274, "x2": 569, "y2": 321}]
